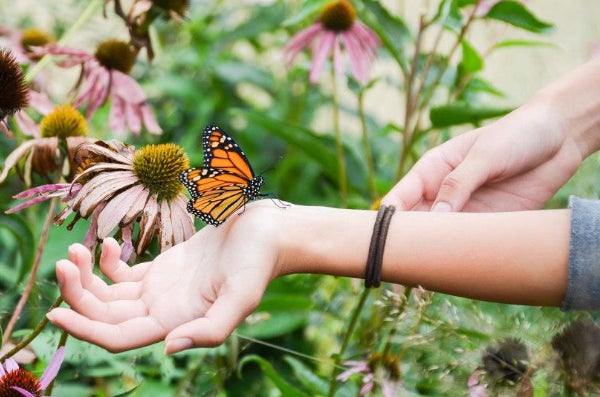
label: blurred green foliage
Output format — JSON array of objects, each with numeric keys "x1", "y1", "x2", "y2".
[{"x1": 0, "y1": 0, "x2": 599, "y2": 395}]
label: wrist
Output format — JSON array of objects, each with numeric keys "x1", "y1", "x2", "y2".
[{"x1": 532, "y1": 58, "x2": 600, "y2": 158}]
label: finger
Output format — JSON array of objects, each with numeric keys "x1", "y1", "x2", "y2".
[
  {"x1": 57, "y1": 259, "x2": 148, "y2": 323},
  {"x1": 46, "y1": 307, "x2": 165, "y2": 353},
  {"x1": 100, "y1": 238, "x2": 149, "y2": 282},
  {"x1": 432, "y1": 155, "x2": 491, "y2": 212},
  {"x1": 164, "y1": 288, "x2": 262, "y2": 354},
  {"x1": 67, "y1": 243, "x2": 94, "y2": 286},
  {"x1": 380, "y1": 170, "x2": 427, "y2": 210}
]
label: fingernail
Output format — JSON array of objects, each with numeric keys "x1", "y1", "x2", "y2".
[
  {"x1": 432, "y1": 202, "x2": 452, "y2": 212},
  {"x1": 165, "y1": 338, "x2": 193, "y2": 354}
]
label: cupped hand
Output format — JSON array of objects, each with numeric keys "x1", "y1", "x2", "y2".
[
  {"x1": 381, "y1": 102, "x2": 585, "y2": 212},
  {"x1": 47, "y1": 202, "x2": 280, "y2": 354}
]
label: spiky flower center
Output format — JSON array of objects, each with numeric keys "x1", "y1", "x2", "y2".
[
  {"x1": 320, "y1": 0, "x2": 356, "y2": 32},
  {"x1": 152, "y1": 0, "x2": 190, "y2": 16},
  {"x1": 94, "y1": 39, "x2": 137, "y2": 74},
  {"x1": 20, "y1": 28, "x2": 53, "y2": 51},
  {"x1": 0, "y1": 49, "x2": 29, "y2": 120},
  {"x1": 132, "y1": 143, "x2": 189, "y2": 201},
  {"x1": 40, "y1": 105, "x2": 88, "y2": 139},
  {"x1": 0, "y1": 367, "x2": 42, "y2": 397}
]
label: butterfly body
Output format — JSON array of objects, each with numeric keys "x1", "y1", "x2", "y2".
[{"x1": 179, "y1": 125, "x2": 264, "y2": 226}]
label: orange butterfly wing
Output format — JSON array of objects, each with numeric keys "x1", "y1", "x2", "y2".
[{"x1": 178, "y1": 125, "x2": 264, "y2": 226}]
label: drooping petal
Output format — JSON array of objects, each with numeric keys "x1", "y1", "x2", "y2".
[
  {"x1": 120, "y1": 224, "x2": 135, "y2": 262},
  {"x1": 74, "y1": 171, "x2": 138, "y2": 216},
  {"x1": 96, "y1": 184, "x2": 147, "y2": 238},
  {"x1": 309, "y1": 30, "x2": 336, "y2": 83},
  {"x1": 75, "y1": 64, "x2": 110, "y2": 118},
  {"x1": 283, "y1": 23, "x2": 323, "y2": 66},
  {"x1": 108, "y1": 94, "x2": 127, "y2": 135},
  {"x1": 10, "y1": 386, "x2": 34, "y2": 397},
  {"x1": 0, "y1": 140, "x2": 37, "y2": 183},
  {"x1": 123, "y1": 101, "x2": 142, "y2": 135},
  {"x1": 159, "y1": 200, "x2": 175, "y2": 251},
  {"x1": 14, "y1": 111, "x2": 40, "y2": 137},
  {"x1": 121, "y1": 187, "x2": 150, "y2": 225},
  {"x1": 341, "y1": 31, "x2": 369, "y2": 84},
  {"x1": 39, "y1": 346, "x2": 65, "y2": 390},
  {"x1": 170, "y1": 194, "x2": 195, "y2": 244},
  {"x1": 27, "y1": 90, "x2": 55, "y2": 115},
  {"x1": 34, "y1": 44, "x2": 93, "y2": 67},
  {"x1": 136, "y1": 194, "x2": 159, "y2": 254},
  {"x1": 139, "y1": 103, "x2": 162, "y2": 135}
]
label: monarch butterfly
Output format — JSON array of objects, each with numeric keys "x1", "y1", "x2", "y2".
[{"x1": 179, "y1": 125, "x2": 265, "y2": 226}]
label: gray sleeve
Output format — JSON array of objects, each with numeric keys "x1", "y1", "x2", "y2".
[{"x1": 562, "y1": 196, "x2": 600, "y2": 310}]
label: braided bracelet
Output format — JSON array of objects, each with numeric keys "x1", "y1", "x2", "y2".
[{"x1": 365, "y1": 205, "x2": 396, "y2": 288}]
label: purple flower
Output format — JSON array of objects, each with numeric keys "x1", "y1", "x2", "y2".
[
  {"x1": 337, "y1": 353, "x2": 400, "y2": 396},
  {"x1": 284, "y1": 0, "x2": 380, "y2": 84},
  {"x1": 0, "y1": 346, "x2": 65, "y2": 397},
  {"x1": 33, "y1": 40, "x2": 161, "y2": 136}
]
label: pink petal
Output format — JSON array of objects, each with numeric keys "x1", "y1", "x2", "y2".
[
  {"x1": 12, "y1": 183, "x2": 71, "y2": 200},
  {"x1": 341, "y1": 32, "x2": 369, "y2": 84},
  {"x1": 332, "y1": 37, "x2": 345, "y2": 77},
  {"x1": 120, "y1": 224, "x2": 135, "y2": 262},
  {"x1": 83, "y1": 202, "x2": 104, "y2": 252},
  {"x1": 39, "y1": 346, "x2": 65, "y2": 390},
  {"x1": 10, "y1": 386, "x2": 34, "y2": 397},
  {"x1": 139, "y1": 103, "x2": 162, "y2": 135},
  {"x1": 96, "y1": 184, "x2": 147, "y2": 238},
  {"x1": 37, "y1": 44, "x2": 92, "y2": 65},
  {"x1": 110, "y1": 71, "x2": 147, "y2": 103},
  {"x1": 14, "y1": 111, "x2": 40, "y2": 137},
  {"x1": 74, "y1": 171, "x2": 137, "y2": 216},
  {"x1": 124, "y1": 101, "x2": 142, "y2": 135},
  {"x1": 75, "y1": 65, "x2": 110, "y2": 117},
  {"x1": 136, "y1": 195, "x2": 159, "y2": 254},
  {"x1": 28, "y1": 91, "x2": 56, "y2": 115},
  {"x1": 121, "y1": 187, "x2": 150, "y2": 224},
  {"x1": 309, "y1": 31, "x2": 336, "y2": 84},
  {"x1": 5, "y1": 358, "x2": 19, "y2": 372},
  {"x1": 284, "y1": 23, "x2": 323, "y2": 66},
  {"x1": 109, "y1": 95, "x2": 127, "y2": 135}
]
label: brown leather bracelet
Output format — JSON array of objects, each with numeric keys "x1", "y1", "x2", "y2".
[{"x1": 365, "y1": 205, "x2": 395, "y2": 288}]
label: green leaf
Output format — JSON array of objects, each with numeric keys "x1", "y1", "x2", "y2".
[
  {"x1": 282, "y1": 0, "x2": 330, "y2": 27},
  {"x1": 486, "y1": 1, "x2": 554, "y2": 33},
  {"x1": 430, "y1": 102, "x2": 513, "y2": 127},
  {"x1": 112, "y1": 386, "x2": 139, "y2": 397},
  {"x1": 492, "y1": 38, "x2": 555, "y2": 50},
  {"x1": 432, "y1": 0, "x2": 463, "y2": 31},
  {"x1": 238, "y1": 355, "x2": 311, "y2": 397},
  {"x1": 460, "y1": 39, "x2": 483, "y2": 73},
  {"x1": 462, "y1": 77, "x2": 506, "y2": 98},
  {"x1": 284, "y1": 356, "x2": 329, "y2": 395},
  {"x1": 362, "y1": 0, "x2": 411, "y2": 71},
  {"x1": 0, "y1": 213, "x2": 36, "y2": 285}
]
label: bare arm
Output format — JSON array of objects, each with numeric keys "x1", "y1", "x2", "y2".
[{"x1": 277, "y1": 205, "x2": 570, "y2": 306}]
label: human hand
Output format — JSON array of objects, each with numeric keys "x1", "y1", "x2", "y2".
[
  {"x1": 382, "y1": 101, "x2": 586, "y2": 212},
  {"x1": 46, "y1": 202, "x2": 280, "y2": 354}
]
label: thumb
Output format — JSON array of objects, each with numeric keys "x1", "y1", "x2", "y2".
[
  {"x1": 164, "y1": 289, "x2": 262, "y2": 354},
  {"x1": 432, "y1": 156, "x2": 491, "y2": 212}
]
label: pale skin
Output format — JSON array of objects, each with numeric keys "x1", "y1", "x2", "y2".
[
  {"x1": 47, "y1": 202, "x2": 570, "y2": 354},
  {"x1": 47, "y1": 57, "x2": 600, "y2": 354}
]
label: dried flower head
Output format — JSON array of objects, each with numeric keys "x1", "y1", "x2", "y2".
[
  {"x1": 94, "y1": 39, "x2": 137, "y2": 74},
  {"x1": 552, "y1": 319, "x2": 600, "y2": 392},
  {"x1": 0, "y1": 49, "x2": 29, "y2": 123},
  {"x1": 481, "y1": 338, "x2": 529, "y2": 385}
]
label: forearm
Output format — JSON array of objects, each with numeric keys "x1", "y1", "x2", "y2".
[
  {"x1": 531, "y1": 56, "x2": 600, "y2": 158},
  {"x1": 278, "y1": 205, "x2": 570, "y2": 306}
]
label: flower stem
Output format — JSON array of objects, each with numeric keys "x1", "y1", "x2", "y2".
[
  {"x1": 2, "y1": 193, "x2": 60, "y2": 345},
  {"x1": 381, "y1": 287, "x2": 412, "y2": 361},
  {"x1": 25, "y1": 0, "x2": 102, "y2": 82},
  {"x1": 0, "y1": 296, "x2": 63, "y2": 362},
  {"x1": 358, "y1": 90, "x2": 378, "y2": 201},
  {"x1": 327, "y1": 287, "x2": 371, "y2": 397},
  {"x1": 331, "y1": 68, "x2": 348, "y2": 207}
]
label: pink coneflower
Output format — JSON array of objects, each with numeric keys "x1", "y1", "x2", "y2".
[
  {"x1": 337, "y1": 352, "x2": 400, "y2": 396},
  {"x1": 0, "y1": 103, "x2": 93, "y2": 185},
  {"x1": 0, "y1": 346, "x2": 65, "y2": 397},
  {"x1": 33, "y1": 39, "x2": 162, "y2": 136},
  {"x1": 284, "y1": 0, "x2": 380, "y2": 84},
  {"x1": 7, "y1": 140, "x2": 195, "y2": 262}
]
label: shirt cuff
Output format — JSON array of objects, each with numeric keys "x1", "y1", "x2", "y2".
[{"x1": 562, "y1": 196, "x2": 600, "y2": 310}]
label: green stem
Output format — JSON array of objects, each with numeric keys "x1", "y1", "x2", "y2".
[
  {"x1": 358, "y1": 90, "x2": 378, "y2": 202},
  {"x1": 380, "y1": 287, "x2": 412, "y2": 360},
  {"x1": 331, "y1": 69, "x2": 348, "y2": 207},
  {"x1": 25, "y1": 0, "x2": 102, "y2": 83},
  {"x1": 0, "y1": 296, "x2": 63, "y2": 362},
  {"x1": 2, "y1": 192, "x2": 60, "y2": 345},
  {"x1": 327, "y1": 287, "x2": 371, "y2": 397}
]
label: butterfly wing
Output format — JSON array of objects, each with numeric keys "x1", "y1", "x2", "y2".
[
  {"x1": 179, "y1": 125, "x2": 264, "y2": 226},
  {"x1": 203, "y1": 124, "x2": 256, "y2": 179}
]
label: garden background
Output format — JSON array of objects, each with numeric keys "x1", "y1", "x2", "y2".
[{"x1": 1, "y1": 0, "x2": 600, "y2": 395}]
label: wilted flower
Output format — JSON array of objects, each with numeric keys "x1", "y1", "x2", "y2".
[
  {"x1": 8, "y1": 140, "x2": 195, "y2": 262},
  {"x1": 481, "y1": 338, "x2": 529, "y2": 385},
  {"x1": 0, "y1": 346, "x2": 65, "y2": 397},
  {"x1": 337, "y1": 352, "x2": 400, "y2": 396},
  {"x1": 106, "y1": 0, "x2": 190, "y2": 60},
  {"x1": 34, "y1": 39, "x2": 161, "y2": 136},
  {"x1": 552, "y1": 318, "x2": 600, "y2": 393},
  {"x1": 0, "y1": 104, "x2": 93, "y2": 185},
  {"x1": 0, "y1": 48, "x2": 29, "y2": 136},
  {"x1": 284, "y1": 0, "x2": 380, "y2": 84}
]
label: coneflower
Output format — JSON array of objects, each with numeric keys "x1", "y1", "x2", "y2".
[{"x1": 0, "y1": 48, "x2": 29, "y2": 134}]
